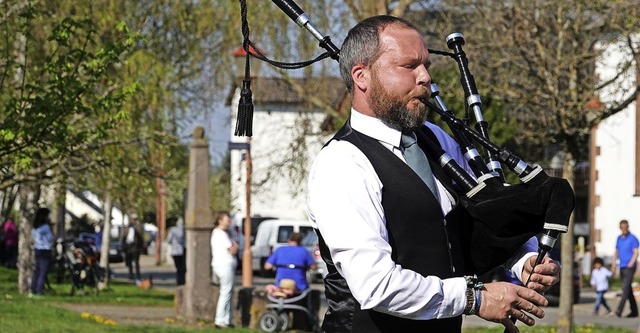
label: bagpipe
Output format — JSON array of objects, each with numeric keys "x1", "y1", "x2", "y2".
[{"x1": 236, "y1": 0, "x2": 575, "y2": 287}]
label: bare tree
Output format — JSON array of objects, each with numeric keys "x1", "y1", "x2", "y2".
[{"x1": 420, "y1": 1, "x2": 640, "y2": 332}]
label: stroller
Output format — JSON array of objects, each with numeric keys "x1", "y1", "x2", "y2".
[
  {"x1": 259, "y1": 288, "x2": 321, "y2": 332},
  {"x1": 60, "y1": 238, "x2": 105, "y2": 296}
]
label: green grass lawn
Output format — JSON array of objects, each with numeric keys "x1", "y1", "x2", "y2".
[
  {"x1": 0, "y1": 265, "x2": 255, "y2": 332},
  {"x1": 0, "y1": 266, "x2": 634, "y2": 333}
]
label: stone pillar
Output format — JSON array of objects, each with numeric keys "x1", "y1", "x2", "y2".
[{"x1": 176, "y1": 126, "x2": 217, "y2": 322}]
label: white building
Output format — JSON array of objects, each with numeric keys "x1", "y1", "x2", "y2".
[
  {"x1": 592, "y1": 35, "x2": 640, "y2": 262},
  {"x1": 228, "y1": 77, "x2": 347, "y2": 221},
  {"x1": 65, "y1": 190, "x2": 157, "y2": 238},
  {"x1": 65, "y1": 190, "x2": 129, "y2": 238}
]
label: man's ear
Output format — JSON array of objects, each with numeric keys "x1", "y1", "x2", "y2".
[{"x1": 352, "y1": 64, "x2": 368, "y2": 92}]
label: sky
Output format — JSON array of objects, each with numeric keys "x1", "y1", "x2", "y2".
[{"x1": 179, "y1": 100, "x2": 231, "y2": 167}]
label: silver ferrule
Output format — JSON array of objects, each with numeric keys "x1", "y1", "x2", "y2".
[
  {"x1": 446, "y1": 32, "x2": 464, "y2": 43},
  {"x1": 514, "y1": 160, "x2": 528, "y2": 175},
  {"x1": 464, "y1": 148, "x2": 481, "y2": 160},
  {"x1": 295, "y1": 13, "x2": 309, "y2": 27},
  {"x1": 431, "y1": 83, "x2": 441, "y2": 96},
  {"x1": 439, "y1": 153, "x2": 453, "y2": 166},
  {"x1": 298, "y1": 14, "x2": 324, "y2": 41},
  {"x1": 539, "y1": 233, "x2": 557, "y2": 249},
  {"x1": 467, "y1": 94, "x2": 482, "y2": 107},
  {"x1": 488, "y1": 161, "x2": 502, "y2": 171}
]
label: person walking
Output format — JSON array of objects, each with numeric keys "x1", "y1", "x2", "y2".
[
  {"x1": 3, "y1": 215, "x2": 18, "y2": 268},
  {"x1": 210, "y1": 210, "x2": 238, "y2": 328},
  {"x1": 31, "y1": 208, "x2": 54, "y2": 296},
  {"x1": 307, "y1": 15, "x2": 560, "y2": 333},
  {"x1": 120, "y1": 213, "x2": 144, "y2": 280},
  {"x1": 611, "y1": 219, "x2": 639, "y2": 318},
  {"x1": 590, "y1": 257, "x2": 612, "y2": 315},
  {"x1": 167, "y1": 217, "x2": 186, "y2": 286}
]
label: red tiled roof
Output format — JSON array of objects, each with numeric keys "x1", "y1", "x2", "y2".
[{"x1": 226, "y1": 77, "x2": 347, "y2": 108}]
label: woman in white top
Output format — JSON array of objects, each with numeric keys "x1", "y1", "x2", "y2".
[{"x1": 210, "y1": 211, "x2": 238, "y2": 328}]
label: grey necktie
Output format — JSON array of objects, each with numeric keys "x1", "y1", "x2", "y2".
[{"x1": 401, "y1": 132, "x2": 440, "y2": 201}]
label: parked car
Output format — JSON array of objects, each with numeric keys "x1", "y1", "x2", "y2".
[
  {"x1": 108, "y1": 239, "x2": 124, "y2": 263},
  {"x1": 232, "y1": 215, "x2": 277, "y2": 270},
  {"x1": 301, "y1": 231, "x2": 328, "y2": 283},
  {"x1": 233, "y1": 215, "x2": 277, "y2": 246},
  {"x1": 77, "y1": 232, "x2": 123, "y2": 263},
  {"x1": 250, "y1": 219, "x2": 315, "y2": 276}
]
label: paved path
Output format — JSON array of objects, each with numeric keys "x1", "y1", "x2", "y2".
[
  {"x1": 57, "y1": 303, "x2": 176, "y2": 327},
  {"x1": 59, "y1": 254, "x2": 640, "y2": 332},
  {"x1": 463, "y1": 290, "x2": 640, "y2": 331}
]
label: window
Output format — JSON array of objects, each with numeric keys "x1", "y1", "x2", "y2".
[
  {"x1": 299, "y1": 226, "x2": 314, "y2": 238},
  {"x1": 277, "y1": 226, "x2": 294, "y2": 243}
]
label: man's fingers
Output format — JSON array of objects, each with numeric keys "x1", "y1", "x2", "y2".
[
  {"x1": 516, "y1": 287, "x2": 548, "y2": 308},
  {"x1": 514, "y1": 297, "x2": 545, "y2": 319},
  {"x1": 512, "y1": 308, "x2": 537, "y2": 326}
]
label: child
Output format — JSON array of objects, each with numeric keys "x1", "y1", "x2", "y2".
[
  {"x1": 266, "y1": 278, "x2": 297, "y2": 299},
  {"x1": 590, "y1": 256, "x2": 612, "y2": 315}
]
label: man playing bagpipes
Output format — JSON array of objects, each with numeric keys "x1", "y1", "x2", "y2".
[{"x1": 307, "y1": 15, "x2": 561, "y2": 333}]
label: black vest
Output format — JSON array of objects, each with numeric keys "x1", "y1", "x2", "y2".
[{"x1": 317, "y1": 121, "x2": 467, "y2": 333}]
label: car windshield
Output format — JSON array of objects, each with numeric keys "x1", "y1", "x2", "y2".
[{"x1": 301, "y1": 232, "x2": 318, "y2": 247}]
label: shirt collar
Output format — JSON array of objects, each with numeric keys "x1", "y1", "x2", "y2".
[{"x1": 350, "y1": 108, "x2": 402, "y2": 148}]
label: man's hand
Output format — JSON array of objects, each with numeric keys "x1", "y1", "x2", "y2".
[
  {"x1": 477, "y1": 281, "x2": 548, "y2": 333},
  {"x1": 520, "y1": 255, "x2": 560, "y2": 293}
]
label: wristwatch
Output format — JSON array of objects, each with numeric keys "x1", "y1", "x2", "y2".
[{"x1": 463, "y1": 275, "x2": 483, "y2": 315}]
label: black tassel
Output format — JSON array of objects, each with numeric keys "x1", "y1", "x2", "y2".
[
  {"x1": 235, "y1": 78, "x2": 254, "y2": 137},
  {"x1": 234, "y1": 40, "x2": 254, "y2": 137}
]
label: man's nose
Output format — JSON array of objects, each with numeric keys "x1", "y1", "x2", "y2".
[{"x1": 417, "y1": 65, "x2": 431, "y2": 87}]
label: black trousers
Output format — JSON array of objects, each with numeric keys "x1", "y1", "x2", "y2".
[
  {"x1": 172, "y1": 254, "x2": 186, "y2": 285},
  {"x1": 616, "y1": 267, "x2": 638, "y2": 315},
  {"x1": 124, "y1": 249, "x2": 141, "y2": 279}
]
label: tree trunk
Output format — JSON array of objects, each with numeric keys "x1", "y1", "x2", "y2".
[
  {"x1": 17, "y1": 185, "x2": 41, "y2": 293},
  {"x1": 50, "y1": 181, "x2": 66, "y2": 239},
  {"x1": 155, "y1": 176, "x2": 166, "y2": 265},
  {"x1": 99, "y1": 190, "x2": 113, "y2": 286},
  {"x1": 556, "y1": 151, "x2": 576, "y2": 333}
]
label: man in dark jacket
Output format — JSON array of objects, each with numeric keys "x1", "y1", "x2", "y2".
[{"x1": 121, "y1": 213, "x2": 144, "y2": 279}]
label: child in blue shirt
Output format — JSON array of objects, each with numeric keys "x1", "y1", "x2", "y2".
[{"x1": 590, "y1": 257, "x2": 612, "y2": 315}]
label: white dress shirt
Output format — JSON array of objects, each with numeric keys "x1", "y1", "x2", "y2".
[{"x1": 307, "y1": 108, "x2": 537, "y2": 320}]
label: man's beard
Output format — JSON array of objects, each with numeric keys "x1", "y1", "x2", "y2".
[{"x1": 367, "y1": 71, "x2": 427, "y2": 131}]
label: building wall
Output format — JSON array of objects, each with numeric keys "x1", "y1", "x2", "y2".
[
  {"x1": 229, "y1": 88, "x2": 331, "y2": 221},
  {"x1": 594, "y1": 108, "x2": 639, "y2": 261},
  {"x1": 593, "y1": 36, "x2": 639, "y2": 262}
]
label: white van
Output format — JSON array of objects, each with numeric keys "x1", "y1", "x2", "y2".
[{"x1": 251, "y1": 219, "x2": 315, "y2": 276}]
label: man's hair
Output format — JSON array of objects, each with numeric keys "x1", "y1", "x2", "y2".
[
  {"x1": 620, "y1": 219, "x2": 629, "y2": 226},
  {"x1": 339, "y1": 15, "x2": 419, "y2": 92},
  {"x1": 288, "y1": 232, "x2": 303, "y2": 245},
  {"x1": 33, "y1": 207, "x2": 50, "y2": 229}
]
